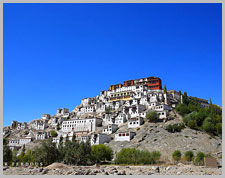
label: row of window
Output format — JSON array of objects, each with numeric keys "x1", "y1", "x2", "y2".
[
  {"x1": 149, "y1": 85, "x2": 159, "y2": 88},
  {"x1": 129, "y1": 121, "x2": 139, "y2": 124},
  {"x1": 111, "y1": 92, "x2": 131, "y2": 97},
  {"x1": 64, "y1": 119, "x2": 94, "y2": 124},
  {"x1": 118, "y1": 133, "x2": 129, "y2": 136}
]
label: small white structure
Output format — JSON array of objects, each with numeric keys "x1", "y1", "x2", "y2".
[
  {"x1": 57, "y1": 108, "x2": 70, "y2": 117},
  {"x1": 36, "y1": 131, "x2": 50, "y2": 140},
  {"x1": 42, "y1": 114, "x2": 51, "y2": 120},
  {"x1": 62, "y1": 118, "x2": 102, "y2": 133},
  {"x1": 154, "y1": 104, "x2": 171, "y2": 112},
  {"x1": 115, "y1": 113, "x2": 127, "y2": 126},
  {"x1": 156, "y1": 110, "x2": 168, "y2": 119},
  {"x1": 81, "y1": 98, "x2": 92, "y2": 107},
  {"x1": 128, "y1": 117, "x2": 144, "y2": 128},
  {"x1": 33, "y1": 120, "x2": 48, "y2": 130},
  {"x1": 91, "y1": 133, "x2": 111, "y2": 145},
  {"x1": 114, "y1": 131, "x2": 136, "y2": 142},
  {"x1": 19, "y1": 137, "x2": 32, "y2": 145},
  {"x1": 8, "y1": 139, "x2": 21, "y2": 150},
  {"x1": 16, "y1": 122, "x2": 28, "y2": 130},
  {"x1": 102, "y1": 124, "x2": 118, "y2": 135},
  {"x1": 103, "y1": 114, "x2": 115, "y2": 125}
]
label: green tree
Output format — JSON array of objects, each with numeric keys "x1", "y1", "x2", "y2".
[
  {"x1": 3, "y1": 144, "x2": 12, "y2": 164},
  {"x1": 146, "y1": 111, "x2": 159, "y2": 123},
  {"x1": 12, "y1": 149, "x2": 19, "y2": 162},
  {"x1": 184, "y1": 151, "x2": 194, "y2": 162},
  {"x1": 215, "y1": 123, "x2": 222, "y2": 136},
  {"x1": 91, "y1": 144, "x2": 113, "y2": 164},
  {"x1": 18, "y1": 144, "x2": 26, "y2": 163},
  {"x1": 33, "y1": 138, "x2": 59, "y2": 166},
  {"x1": 50, "y1": 130, "x2": 58, "y2": 137},
  {"x1": 105, "y1": 106, "x2": 111, "y2": 114},
  {"x1": 201, "y1": 117, "x2": 215, "y2": 134},
  {"x1": 182, "y1": 92, "x2": 189, "y2": 105},
  {"x1": 172, "y1": 150, "x2": 182, "y2": 163},
  {"x1": 56, "y1": 123, "x2": 60, "y2": 131},
  {"x1": 187, "y1": 120, "x2": 197, "y2": 129},
  {"x1": 163, "y1": 84, "x2": 167, "y2": 94},
  {"x1": 176, "y1": 104, "x2": 190, "y2": 116},
  {"x1": 58, "y1": 135, "x2": 64, "y2": 162}
]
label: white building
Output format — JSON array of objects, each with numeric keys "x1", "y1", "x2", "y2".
[
  {"x1": 154, "y1": 104, "x2": 171, "y2": 112},
  {"x1": 128, "y1": 117, "x2": 144, "y2": 128},
  {"x1": 57, "y1": 108, "x2": 70, "y2": 118},
  {"x1": 42, "y1": 114, "x2": 51, "y2": 120},
  {"x1": 115, "y1": 113, "x2": 127, "y2": 126},
  {"x1": 102, "y1": 124, "x2": 118, "y2": 135},
  {"x1": 103, "y1": 114, "x2": 115, "y2": 126},
  {"x1": 62, "y1": 118, "x2": 102, "y2": 133},
  {"x1": 156, "y1": 110, "x2": 169, "y2": 119},
  {"x1": 32, "y1": 120, "x2": 48, "y2": 130},
  {"x1": 36, "y1": 131, "x2": 50, "y2": 140},
  {"x1": 91, "y1": 133, "x2": 111, "y2": 145},
  {"x1": 114, "y1": 131, "x2": 136, "y2": 142},
  {"x1": 16, "y1": 122, "x2": 28, "y2": 130}
]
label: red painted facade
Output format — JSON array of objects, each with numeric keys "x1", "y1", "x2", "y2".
[
  {"x1": 109, "y1": 77, "x2": 162, "y2": 91},
  {"x1": 123, "y1": 80, "x2": 135, "y2": 87},
  {"x1": 123, "y1": 77, "x2": 162, "y2": 90}
]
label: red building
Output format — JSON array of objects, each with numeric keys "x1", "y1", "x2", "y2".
[
  {"x1": 123, "y1": 80, "x2": 135, "y2": 87},
  {"x1": 123, "y1": 77, "x2": 162, "y2": 90}
]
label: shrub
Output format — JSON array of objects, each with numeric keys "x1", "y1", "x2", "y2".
[
  {"x1": 187, "y1": 120, "x2": 197, "y2": 129},
  {"x1": 56, "y1": 123, "x2": 60, "y2": 131},
  {"x1": 215, "y1": 123, "x2": 222, "y2": 136},
  {"x1": 165, "y1": 123, "x2": 185, "y2": 133},
  {"x1": 176, "y1": 104, "x2": 190, "y2": 116},
  {"x1": 50, "y1": 130, "x2": 58, "y2": 137},
  {"x1": 152, "y1": 151, "x2": 161, "y2": 162},
  {"x1": 201, "y1": 117, "x2": 215, "y2": 134},
  {"x1": 91, "y1": 144, "x2": 113, "y2": 164},
  {"x1": 146, "y1": 111, "x2": 159, "y2": 123},
  {"x1": 194, "y1": 152, "x2": 205, "y2": 166},
  {"x1": 114, "y1": 148, "x2": 161, "y2": 165},
  {"x1": 184, "y1": 151, "x2": 194, "y2": 162},
  {"x1": 172, "y1": 150, "x2": 182, "y2": 162}
]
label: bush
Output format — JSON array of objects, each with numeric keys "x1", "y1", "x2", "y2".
[
  {"x1": 165, "y1": 123, "x2": 185, "y2": 133},
  {"x1": 184, "y1": 151, "x2": 194, "y2": 162},
  {"x1": 50, "y1": 130, "x2": 58, "y2": 137},
  {"x1": 114, "y1": 148, "x2": 161, "y2": 165},
  {"x1": 172, "y1": 150, "x2": 182, "y2": 162},
  {"x1": 194, "y1": 152, "x2": 205, "y2": 166},
  {"x1": 176, "y1": 104, "x2": 190, "y2": 116},
  {"x1": 146, "y1": 111, "x2": 159, "y2": 123},
  {"x1": 152, "y1": 151, "x2": 161, "y2": 162},
  {"x1": 201, "y1": 117, "x2": 215, "y2": 134},
  {"x1": 187, "y1": 120, "x2": 197, "y2": 129},
  {"x1": 91, "y1": 144, "x2": 113, "y2": 164},
  {"x1": 215, "y1": 123, "x2": 222, "y2": 136}
]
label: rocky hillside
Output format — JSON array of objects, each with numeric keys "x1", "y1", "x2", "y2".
[{"x1": 106, "y1": 110, "x2": 222, "y2": 162}]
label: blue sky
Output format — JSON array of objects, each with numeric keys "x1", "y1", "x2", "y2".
[{"x1": 3, "y1": 3, "x2": 222, "y2": 127}]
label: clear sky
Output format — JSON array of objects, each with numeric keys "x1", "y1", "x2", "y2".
[{"x1": 3, "y1": 3, "x2": 222, "y2": 127}]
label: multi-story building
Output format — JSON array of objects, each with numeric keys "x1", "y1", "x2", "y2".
[{"x1": 61, "y1": 118, "x2": 102, "y2": 133}]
